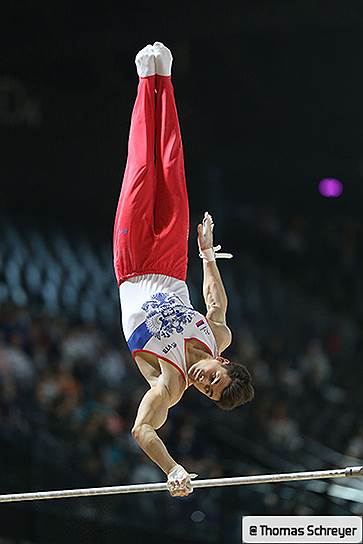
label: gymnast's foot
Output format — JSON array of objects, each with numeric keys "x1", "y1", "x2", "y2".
[
  {"x1": 135, "y1": 44, "x2": 156, "y2": 77},
  {"x1": 153, "y1": 42, "x2": 173, "y2": 76}
]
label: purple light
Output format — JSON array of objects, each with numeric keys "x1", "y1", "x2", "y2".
[{"x1": 318, "y1": 178, "x2": 343, "y2": 198}]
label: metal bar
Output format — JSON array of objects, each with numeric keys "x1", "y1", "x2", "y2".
[{"x1": 0, "y1": 466, "x2": 362, "y2": 503}]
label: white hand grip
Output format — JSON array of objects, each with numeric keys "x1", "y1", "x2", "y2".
[{"x1": 199, "y1": 245, "x2": 233, "y2": 261}]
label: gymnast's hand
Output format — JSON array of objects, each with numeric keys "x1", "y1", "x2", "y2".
[
  {"x1": 197, "y1": 211, "x2": 233, "y2": 261},
  {"x1": 167, "y1": 464, "x2": 198, "y2": 497},
  {"x1": 197, "y1": 211, "x2": 214, "y2": 251}
]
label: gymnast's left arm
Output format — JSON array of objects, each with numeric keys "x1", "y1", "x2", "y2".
[
  {"x1": 131, "y1": 383, "x2": 196, "y2": 496},
  {"x1": 131, "y1": 384, "x2": 176, "y2": 475}
]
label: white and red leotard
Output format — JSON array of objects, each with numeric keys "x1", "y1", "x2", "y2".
[{"x1": 119, "y1": 274, "x2": 217, "y2": 387}]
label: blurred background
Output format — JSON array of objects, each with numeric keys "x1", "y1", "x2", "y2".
[{"x1": 1, "y1": 1, "x2": 363, "y2": 543}]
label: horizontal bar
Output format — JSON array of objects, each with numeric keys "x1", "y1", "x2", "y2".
[{"x1": 0, "y1": 466, "x2": 362, "y2": 503}]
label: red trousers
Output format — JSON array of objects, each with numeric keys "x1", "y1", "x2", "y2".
[{"x1": 113, "y1": 76, "x2": 189, "y2": 286}]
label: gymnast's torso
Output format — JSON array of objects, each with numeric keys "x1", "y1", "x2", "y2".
[{"x1": 119, "y1": 274, "x2": 218, "y2": 389}]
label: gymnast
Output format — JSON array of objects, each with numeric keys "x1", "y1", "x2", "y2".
[{"x1": 113, "y1": 42, "x2": 254, "y2": 497}]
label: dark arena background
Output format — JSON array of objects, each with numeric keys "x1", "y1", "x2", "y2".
[{"x1": 1, "y1": 2, "x2": 363, "y2": 543}]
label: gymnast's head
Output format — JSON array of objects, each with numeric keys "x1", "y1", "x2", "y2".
[{"x1": 188, "y1": 356, "x2": 254, "y2": 410}]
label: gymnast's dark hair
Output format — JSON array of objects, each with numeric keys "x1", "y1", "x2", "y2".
[{"x1": 216, "y1": 362, "x2": 254, "y2": 411}]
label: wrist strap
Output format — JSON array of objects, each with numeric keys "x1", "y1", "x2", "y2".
[
  {"x1": 199, "y1": 245, "x2": 233, "y2": 262},
  {"x1": 167, "y1": 465, "x2": 198, "y2": 479}
]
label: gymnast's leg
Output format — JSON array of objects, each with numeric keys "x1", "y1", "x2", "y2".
[
  {"x1": 153, "y1": 42, "x2": 190, "y2": 281},
  {"x1": 113, "y1": 45, "x2": 157, "y2": 285}
]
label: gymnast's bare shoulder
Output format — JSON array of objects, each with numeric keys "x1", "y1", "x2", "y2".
[
  {"x1": 134, "y1": 351, "x2": 185, "y2": 406},
  {"x1": 206, "y1": 317, "x2": 232, "y2": 354}
]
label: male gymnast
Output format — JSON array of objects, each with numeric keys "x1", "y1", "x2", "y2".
[{"x1": 113, "y1": 42, "x2": 254, "y2": 497}]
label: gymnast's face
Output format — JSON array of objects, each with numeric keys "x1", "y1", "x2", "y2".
[{"x1": 188, "y1": 357, "x2": 231, "y2": 401}]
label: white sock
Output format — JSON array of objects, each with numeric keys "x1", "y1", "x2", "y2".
[
  {"x1": 135, "y1": 44, "x2": 156, "y2": 77},
  {"x1": 153, "y1": 42, "x2": 173, "y2": 76}
]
